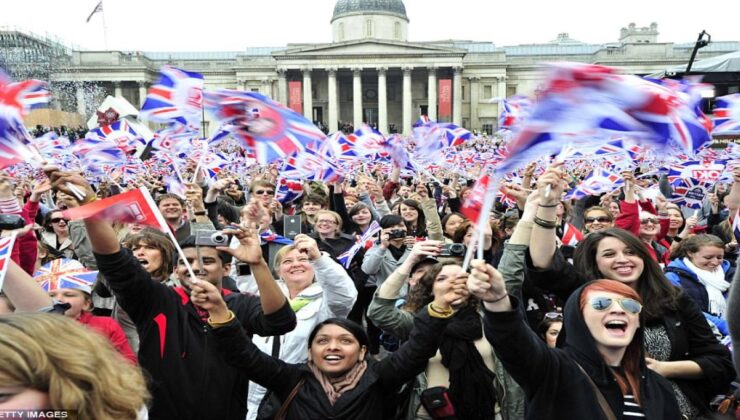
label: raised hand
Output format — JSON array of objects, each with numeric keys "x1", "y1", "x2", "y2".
[
  {"x1": 293, "y1": 234, "x2": 322, "y2": 261},
  {"x1": 190, "y1": 278, "x2": 229, "y2": 320},
  {"x1": 219, "y1": 223, "x2": 264, "y2": 265},
  {"x1": 467, "y1": 259, "x2": 506, "y2": 303}
]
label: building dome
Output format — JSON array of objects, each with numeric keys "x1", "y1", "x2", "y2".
[
  {"x1": 331, "y1": 0, "x2": 409, "y2": 42},
  {"x1": 331, "y1": 0, "x2": 409, "y2": 22}
]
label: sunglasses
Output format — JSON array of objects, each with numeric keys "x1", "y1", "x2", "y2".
[
  {"x1": 640, "y1": 218, "x2": 659, "y2": 225},
  {"x1": 544, "y1": 312, "x2": 563, "y2": 320},
  {"x1": 585, "y1": 216, "x2": 611, "y2": 224},
  {"x1": 254, "y1": 190, "x2": 275, "y2": 196},
  {"x1": 589, "y1": 296, "x2": 642, "y2": 314},
  {"x1": 51, "y1": 218, "x2": 69, "y2": 224}
]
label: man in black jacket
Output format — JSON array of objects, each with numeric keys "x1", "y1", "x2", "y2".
[{"x1": 48, "y1": 169, "x2": 297, "y2": 420}]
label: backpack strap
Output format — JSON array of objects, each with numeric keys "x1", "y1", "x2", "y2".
[{"x1": 275, "y1": 378, "x2": 306, "y2": 420}]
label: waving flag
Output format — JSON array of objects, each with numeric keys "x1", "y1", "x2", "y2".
[
  {"x1": 0, "y1": 73, "x2": 48, "y2": 169},
  {"x1": 32, "y1": 132, "x2": 70, "y2": 155},
  {"x1": 141, "y1": 66, "x2": 204, "y2": 130},
  {"x1": 670, "y1": 177, "x2": 712, "y2": 209},
  {"x1": 86, "y1": 120, "x2": 144, "y2": 153},
  {"x1": 260, "y1": 230, "x2": 294, "y2": 245},
  {"x1": 337, "y1": 221, "x2": 381, "y2": 268},
  {"x1": 461, "y1": 175, "x2": 492, "y2": 222},
  {"x1": 496, "y1": 95, "x2": 532, "y2": 131},
  {"x1": 62, "y1": 187, "x2": 168, "y2": 229},
  {"x1": 713, "y1": 93, "x2": 740, "y2": 135},
  {"x1": 34, "y1": 258, "x2": 98, "y2": 294},
  {"x1": 204, "y1": 90, "x2": 325, "y2": 164},
  {"x1": 275, "y1": 178, "x2": 304, "y2": 204},
  {"x1": 561, "y1": 223, "x2": 584, "y2": 247},
  {"x1": 0, "y1": 233, "x2": 17, "y2": 291},
  {"x1": 349, "y1": 125, "x2": 386, "y2": 158},
  {"x1": 565, "y1": 168, "x2": 624, "y2": 200}
]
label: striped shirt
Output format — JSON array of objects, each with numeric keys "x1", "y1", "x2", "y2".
[{"x1": 623, "y1": 394, "x2": 645, "y2": 418}]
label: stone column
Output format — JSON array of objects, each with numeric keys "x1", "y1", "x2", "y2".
[
  {"x1": 427, "y1": 67, "x2": 437, "y2": 121},
  {"x1": 76, "y1": 84, "x2": 86, "y2": 116},
  {"x1": 303, "y1": 68, "x2": 313, "y2": 121},
  {"x1": 138, "y1": 81, "x2": 148, "y2": 107},
  {"x1": 377, "y1": 67, "x2": 388, "y2": 135},
  {"x1": 497, "y1": 76, "x2": 507, "y2": 128},
  {"x1": 277, "y1": 68, "x2": 288, "y2": 105},
  {"x1": 328, "y1": 67, "x2": 338, "y2": 133},
  {"x1": 113, "y1": 81, "x2": 123, "y2": 98},
  {"x1": 453, "y1": 66, "x2": 463, "y2": 125},
  {"x1": 402, "y1": 66, "x2": 413, "y2": 135},
  {"x1": 261, "y1": 79, "x2": 273, "y2": 98},
  {"x1": 469, "y1": 76, "x2": 480, "y2": 131},
  {"x1": 352, "y1": 68, "x2": 363, "y2": 128}
]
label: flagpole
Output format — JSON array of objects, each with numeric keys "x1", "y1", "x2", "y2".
[{"x1": 100, "y1": 0, "x2": 109, "y2": 50}]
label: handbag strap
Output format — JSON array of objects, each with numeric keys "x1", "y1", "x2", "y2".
[
  {"x1": 574, "y1": 362, "x2": 618, "y2": 420},
  {"x1": 275, "y1": 378, "x2": 305, "y2": 420}
]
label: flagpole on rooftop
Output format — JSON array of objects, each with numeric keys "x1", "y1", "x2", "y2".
[{"x1": 100, "y1": 0, "x2": 109, "y2": 50}]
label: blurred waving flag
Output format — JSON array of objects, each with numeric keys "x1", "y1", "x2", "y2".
[
  {"x1": 670, "y1": 177, "x2": 712, "y2": 209},
  {"x1": 461, "y1": 174, "x2": 492, "y2": 222},
  {"x1": 713, "y1": 93, "x2": 740, "y2": 135},
  {"x1": 0, "y1": 73, "x2": 49, "y2": 169},
  {"x1": 337, "y1": 221, "x2": 381, "y2": 268},
  {"x1": 62, "y1": 187, "x2": 168, "y2": 230},
  {"x1": 565, "y1": 168, "x2": 624, "y2": 200},
  {"x1": 496, "y1": 95, "x2": 532, "y2": 131},
  {"x1": 141, "y1": 66, "x2": 204, "y2": 130},
  {"x1": 33, "y1": 258, "x2": 98, "y2": 294},
  {"x1": 204, "y1": 90, "x2": 325, "y2": 164},
  {"x1": 85, "y1": 120, "x2": 145, "y2": 153}
]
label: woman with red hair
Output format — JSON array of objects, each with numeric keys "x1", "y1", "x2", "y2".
[{"x1": 467, "y1": 262, "x2": 681, "y2": 419}]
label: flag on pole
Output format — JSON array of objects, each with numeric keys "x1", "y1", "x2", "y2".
[
  {"x1": 86, "y1": 1, "x2": 103, "y2": 23},
  {"x1": 141, "y1": 66, "x2": 204, "y2": 129},
  {"x1": 62, "y1": 187, "x2": 168, "y2": 230},
  {"x1": 0, "y1": 233, "x2": 17, "y2": 292},
  {"x1": 460, "y1": 175, "x2": 491, "y2": 222}
]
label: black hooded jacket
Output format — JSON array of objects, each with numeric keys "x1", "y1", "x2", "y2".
[{"x1": 483, "y1": 284, "x2": 681, "y2": 419}]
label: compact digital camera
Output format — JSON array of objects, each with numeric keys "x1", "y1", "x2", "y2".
[{"x1": 194, "y1": 230, "x2": 229, "y2": 247}]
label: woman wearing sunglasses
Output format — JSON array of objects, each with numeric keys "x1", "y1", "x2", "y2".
[
  {"x1": 467, "y1": 260, "x2": 681, "y2": 419},
  {"x1": 581, "y1": 206, "x2": 614, "y2": 235},
  {"x1": 527, "y1": 164, "x2": 734, "y2": 419}
]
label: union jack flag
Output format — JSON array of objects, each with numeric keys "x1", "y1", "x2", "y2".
[
  {"x1": 33, "y1": 258, "x2": 98, "y2": 294},
  {"x1": 86, "y1": 120, "x2": 145, "y2": 153},
  {"x1": 141, "y1": 66, "x2": 204, "y2": 130},
  {"x1": 204, "y1": 90, "x2": 326, "y2": 164},
  {"x1": 565, "y1": 168, "x2": 624, "y2": 200},
  {"x1": 497, "y1": 95, "x2": 532, "y2": 131},
  {"x1": 670, "y1": 177, "x2": 712, "y2": 209},
  {"x1": 561, "y1": 223, "x2": 584, "y2": 247},
  {"x1": 0, "y1": 72, "x2": 50, "y2": 115},
  {"x1": 0, "y1": 233, "x2": 17, "y2": 291},
  {"x1": 337, "y1": 221, "x2": 381, "y2": 268},
  {"x1": 461, "y1": 174, "x2": 492, "y2": 222},
  {"x1": 713, "y1": 93, "x2": 740, "y2": 135},
  {"x1": 260, "y1": 230, "x2": 294, "y2": 245},
  {"x1": 275, "y1": 178, "x2": 304, "y2": 204}
]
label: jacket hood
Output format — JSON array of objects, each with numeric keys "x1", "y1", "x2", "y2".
[
  {"x1": 666, "y1": 257, "x2": 730, "y2": 277},
  {"x1": 561, "y1": 281, "x2": 646, "y2": 385}
]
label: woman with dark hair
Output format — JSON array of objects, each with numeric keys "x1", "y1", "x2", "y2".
[
  {"x1": 40, "y1": 209, "x2": 74, "y2": 259},
  {"x1": 399, "y1": 199, "x2": 427, "y2": 238},
  {"x1": 368, "y1": 256, "x2": 497, "y2": 420},
  {"x1": 665, "y1": 234, "x2": 734, "y2": 335},
  {"x1": 527, "y1": 164, "x2": 734, "y2": 419},
  {"x1": 468, "y1": 263, "x2": 682, "y2": 419},
  {"x1": 441, "y1": 212, "x2": 466, "y2": 242},
  {"x1": 192, "y1": 267, "x2": 467, "y2": 420},
  {"x1": 581, "y1": 206, "x2": 614, "y2": 235},
  {"x1": 536, "y1": 313, "x2": 563, "y2": 348}
]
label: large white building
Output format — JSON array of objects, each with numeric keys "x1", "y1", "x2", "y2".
[{"x1": 3, "y1": 0, "x2": 739, "y2": 134}]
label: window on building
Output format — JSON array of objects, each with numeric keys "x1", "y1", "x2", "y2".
[
  {"x1": 395, "y1": 22, "x2": 401, "y2": 39},
  {"x1": 462, "y1": 86, "x2": 466, "y2": 101},
  {"x1": 506, "y1": 86, "x2": 517, "y2": 97},
  {"x1": 482, "y1": 123, "x2": 493, "y2": 135},
  {"x1": 366, "y1": 19, "x2": 373, "y2": 37},
  {"x1": 483, "y1": 85, "x2": 492, "y2": 99},
  {"x1": 251, "y1": 88, "x2": 259, "y2": 92}
]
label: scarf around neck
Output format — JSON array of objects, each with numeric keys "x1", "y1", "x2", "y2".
[
  {"x1": 683, "y1": 257, "x2": 730, "y2": 317},
  {"x1": 308, "y1": 360, "x2": 368, "y2": 406}
]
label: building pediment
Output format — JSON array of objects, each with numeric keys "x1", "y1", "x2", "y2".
[{"x1": 273, "y1": 39, "x2": 465, "y2": 58}]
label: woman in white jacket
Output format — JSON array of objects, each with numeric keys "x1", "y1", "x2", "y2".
[{"x1": 244, "y1": 233, "x2": 358, "y2": 420}]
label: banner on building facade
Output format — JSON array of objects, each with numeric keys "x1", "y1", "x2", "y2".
[
  {"x1": 438, "y1": 79, "x2": 452, "y2": 120},
  {"x1": 288, "y1": 81, "x2": 303, "y2": 114}
]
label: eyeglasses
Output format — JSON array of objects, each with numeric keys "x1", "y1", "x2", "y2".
[
  {"x1": 254, "y1": 190, "x2": 274, "y2": 196},
  {"x1": 544, "y1": 312, "x2": 563, "y2": 320},
  {"x1": 51, "y1": 218, "x2": 69, "y2": 224},
  {"x1": 316, "y1": 219, "x2": 338, "y2": 225},
  {"x1": 589, "y1": 296, "x2": 642, "y2": 314},
  {"x1": 640, "y1": 218, "x2": 659, "y2": 225},
  {"x1": 585, "y1": 216, "x2": 611, "y2": 224}
]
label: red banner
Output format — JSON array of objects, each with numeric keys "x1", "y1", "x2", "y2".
[
  {"x1": 288, "y1": 81, "x2": 303, "y2": 114},
  {"x1": 62, "y1": 187, "x2": 167, "y2": 230},
  {"x1": 438, "y1": 79, "x2": 452, "y2": 120}
]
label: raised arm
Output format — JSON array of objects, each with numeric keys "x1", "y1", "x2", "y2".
[
  {"x1": 2, "y1": 261, "x2": 53, "y2": 312},
  {"x1": 529, "y1": 164, "x2": 565, "y2": 270}
]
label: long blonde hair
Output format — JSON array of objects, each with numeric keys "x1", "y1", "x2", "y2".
[{"x1": 0, "y1": 314, "x2": 149, "y2": 419}]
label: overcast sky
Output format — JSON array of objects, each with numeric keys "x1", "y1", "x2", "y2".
[{"x1": 2, "y1": 0, "x2": 739, "y2": 52}]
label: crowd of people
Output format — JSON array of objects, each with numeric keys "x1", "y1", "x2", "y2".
[{"x1": 1, "y1": 144, "x2": 740, "y2": 420}]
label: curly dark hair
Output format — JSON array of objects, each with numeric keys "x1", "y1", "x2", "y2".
[{"x1": 403, "y1": 261, "x2": 478, "y2": 313}]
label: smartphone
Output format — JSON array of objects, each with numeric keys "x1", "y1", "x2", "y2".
[{"x1": 283, "y1": 215, "x2": 302, "y2": 240}]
